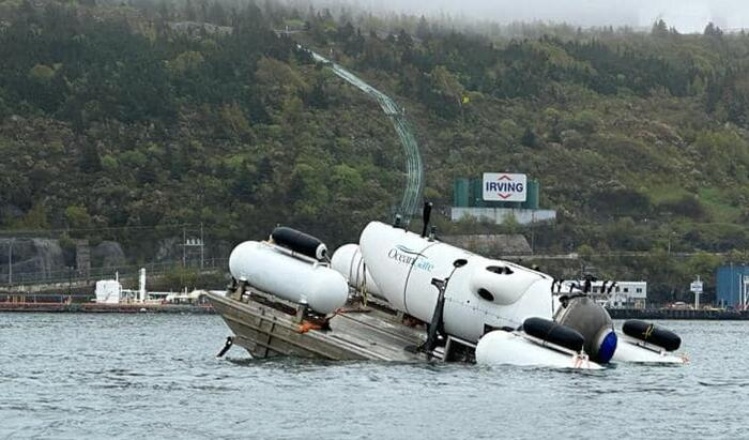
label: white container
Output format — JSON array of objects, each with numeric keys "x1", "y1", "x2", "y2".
[
  {"x1": 476, "y1": 330, "x2": 602, "y2": 370},
  {"x1": 229, "y1": 241, "x2": 349, "y2": 314},
  {"x1": 95, "y1": 280, "x2": 122, "y2": 304},
  {"x1": 358, "y1": 221, "x2": 554, "y2": 342}
]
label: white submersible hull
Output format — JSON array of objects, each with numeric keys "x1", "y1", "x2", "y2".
[
  {"x1": 476, "y1": 330, "x2": 603, "y2": 370},
  {"x1": 356, "y1": 221, "x2": 555, "y2": 342}
]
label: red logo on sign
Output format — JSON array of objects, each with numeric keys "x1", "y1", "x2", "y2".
[{"x1": 485, "y1": 174, "x2": 523, "y2": 199}]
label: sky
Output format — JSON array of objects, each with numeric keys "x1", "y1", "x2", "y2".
[{"x1": 350, "y1": 0, "x2": 749, "y2": 33}]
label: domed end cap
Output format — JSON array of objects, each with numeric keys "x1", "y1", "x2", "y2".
[{"x1": 594, "y1": 329, "x2": 618, "y2": 364}]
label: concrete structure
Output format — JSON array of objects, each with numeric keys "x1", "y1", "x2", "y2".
[
  {"x1": 440, "y1": 234, "x2": 532, "y2": 256},
  {"x1": 75, "y1": 240, "x2": 91, "y2": 279},
  {"x1": 451, "y1": 207, "x2": 557, "y2": 225}
]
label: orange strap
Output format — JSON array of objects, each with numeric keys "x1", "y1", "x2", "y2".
[{"x1": 297, "y1": 321, "x2": 322, "y2": 334}]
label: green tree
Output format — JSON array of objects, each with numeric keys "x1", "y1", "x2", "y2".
[{"x1": 65, "y1": 204, "x2": 92, "y2": 229}]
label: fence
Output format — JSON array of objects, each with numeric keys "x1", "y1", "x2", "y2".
[{"x1": 1, "y1": 258, "x2": 229, "y2": 287}]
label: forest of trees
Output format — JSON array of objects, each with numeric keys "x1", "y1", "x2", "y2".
[{"x1": 3, "y1": 0, "x2": 749, "y2": 301}]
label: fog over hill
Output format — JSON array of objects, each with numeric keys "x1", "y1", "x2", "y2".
[{"x1": 296, "y1": 0, "x2": 749, "y2": 33}]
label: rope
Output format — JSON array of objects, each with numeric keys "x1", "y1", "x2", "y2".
[{"x1": 643, "y1": 323, "x2": 655, "y2": 340}]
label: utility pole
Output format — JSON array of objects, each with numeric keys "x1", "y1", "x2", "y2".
[
  {"x1": 200, "y1": 223, "x2": 204, "y2": 269},
  {"x1": 530, "y1": 211, "x2": 536, "y2": 255},
  {"x1": 8, "y1": 238, "x2": 15, "y2": 285},
  {"x1": 182, "y1": 227, "x2": 186, "y2": 268}
]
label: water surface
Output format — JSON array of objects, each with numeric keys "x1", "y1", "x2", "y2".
[{"x1": 0, "y1": 315, "x2": 741, "y2": 439}]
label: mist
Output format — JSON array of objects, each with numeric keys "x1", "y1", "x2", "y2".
[{"x1": 308, "y1": 0, "x2": 749, "y2": 33}]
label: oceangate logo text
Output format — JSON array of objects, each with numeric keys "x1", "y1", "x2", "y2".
[{"x1": 388, "y1": 245, "x2": 434, "y2": 272}]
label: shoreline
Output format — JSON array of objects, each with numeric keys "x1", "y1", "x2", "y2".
[
  {"x1": 607, "y1": 307, "x2": 749, "y2": 320},
  {"x1": 0, "y1": 302, "x2": 215, "y2": 314},
  {"x1": 2, "y1": 302, "x2": 744, "y2": 320}
]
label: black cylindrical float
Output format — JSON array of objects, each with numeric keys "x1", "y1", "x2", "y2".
[
  {"x1": 523, "y1": 317, "x2": 585, "y2": 353},
  {"x1": 622, "y1": 320, "x2": 681, "y2": 352},
  {"x1": 271, "y1": 227, "x2": 328, "y2": 261}
]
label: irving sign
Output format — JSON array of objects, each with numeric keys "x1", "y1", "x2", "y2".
[{"x1": 482, "y1": 173, "x2": 527, "y2": 202}]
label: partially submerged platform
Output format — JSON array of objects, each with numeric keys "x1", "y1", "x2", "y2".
[{"x1": 206, "y1": 290, "x2": 442, "y2": 362}]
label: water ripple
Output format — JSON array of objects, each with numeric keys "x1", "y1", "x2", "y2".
[{"x1": 0, "y1": 315, "x2": 742, "y2": 439}]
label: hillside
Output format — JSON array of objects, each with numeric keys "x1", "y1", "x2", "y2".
[{"x1": 2, "y1": 0, "x2": 749, "y2": 300}]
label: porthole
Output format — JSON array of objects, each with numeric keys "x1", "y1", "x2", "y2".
[{"x1": 477, "y1": 288, "x2": 494, "y2": 302}]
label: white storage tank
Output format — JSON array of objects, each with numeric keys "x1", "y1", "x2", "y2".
[{"x1": 229, "y1": 241, "x2": 349, "y2": 315}]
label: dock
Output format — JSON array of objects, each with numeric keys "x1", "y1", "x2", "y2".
[
  {"x1": 607, "y1": 307, "x2": 749, "y2": 320},
  {"x1": 206, "y1": 289, "x2": 462, "y2": 362},
  {"x1": 0, "y1": 302, "x2": 215, "y2": 314}
]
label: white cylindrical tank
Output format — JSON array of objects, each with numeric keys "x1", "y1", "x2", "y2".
[
  {"x1": 330, "y1": 243, "x2": 382, "y2": 298},
  {"x1": 139, "y1": 268, "x2": 146, "y2": 303},
  {"x1": 229, "y1": 241, "x2": 349, "y2": 314},
  {"x1": 358, "y1": 221, "x2": 554, "y2": 342},
  {"x1": 475, "y1": 330, "x2": 603, "y2": 370}
]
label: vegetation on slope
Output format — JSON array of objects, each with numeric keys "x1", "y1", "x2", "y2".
[{"x1": 3, "y1": 0, "x2": 749, "y2": 301}]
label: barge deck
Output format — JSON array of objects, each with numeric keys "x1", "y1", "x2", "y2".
[{"x1": 206, "y1": 289, "x2": 449, "y2": 362}]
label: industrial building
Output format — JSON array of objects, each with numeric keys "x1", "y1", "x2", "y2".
[
  {"x1": 716, "y1": 264, "x2": 749, "y2": 309},
  {"x1": 450, "y1": 175, "x2": 556, "y2": 225},
  {"x1": 562, "y1": 280, "x2": 648, "y2": 308},
  {"x1": 589, "y1": 280, "x2": 647, "y2": 308}
]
